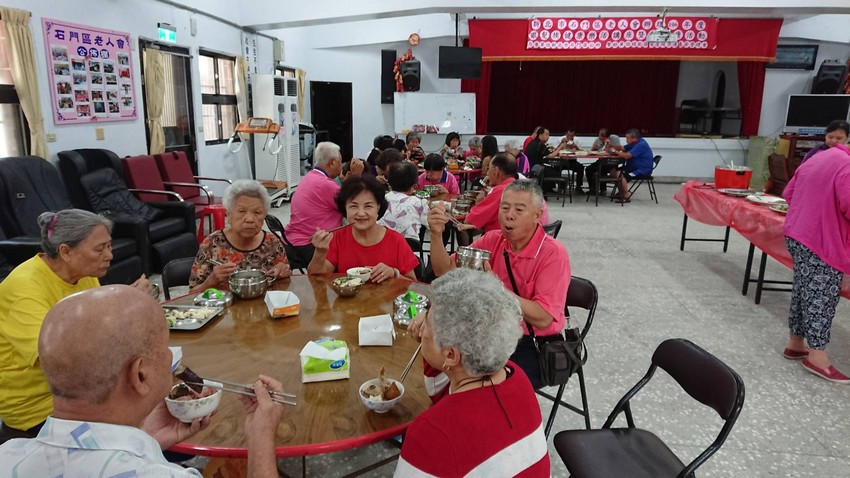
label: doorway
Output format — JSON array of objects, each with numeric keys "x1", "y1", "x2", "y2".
[
  {"x1": 139, "y1": 40, "x2": 197, "y2": 172},
  {"x1": 310, "y1": 81, "x2": 353, "y2": 161},
  {"x1": 710, "y1": 71, "x2": 727, "y2": 135}
]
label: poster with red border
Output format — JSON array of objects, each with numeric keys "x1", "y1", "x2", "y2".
[
  {"x1": 42, "y1": 18, "x2": 137, "y2": 125},
  {"x1": 527, "y1": 17, "x2": 718, "y2": 52}
]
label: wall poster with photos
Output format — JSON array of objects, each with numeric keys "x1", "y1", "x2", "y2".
[{"x1": 42, "y1": 18, "x2": 137, "y2": 124}]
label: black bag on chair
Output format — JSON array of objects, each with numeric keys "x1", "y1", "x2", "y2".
[{"x1": 504, "y1": 250, "x2": 587, "y2": 387}]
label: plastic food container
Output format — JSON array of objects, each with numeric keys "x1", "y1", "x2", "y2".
[{"x1": 715, "y1": 166, "x2": 753, "y2": 190}]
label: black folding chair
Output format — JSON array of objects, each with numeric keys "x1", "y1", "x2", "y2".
[
  {"x1": 553, "y1": 338, "x2": 745, "y2": 478},
  {"x1": 537, "y1": 276, "x2": 597, "y2": 437},
  {"x1": 539, "y1": 159, "x2": 572, "y2": 207},
  {"x1": 628, "y1": 155, "x2": 662, "y2": 204},
  {"x1": 405, "y1": 237, "x2": 425, "y2": 281},
  {"x1": 161, "y1": 257, "x2": 195, "y2": 300},
  {"x1": 265, "y1": 216, "x2": 307, "y2": 273},
  {"x1": 541, "y1": 220, "x2": 563, "y2": 239}
]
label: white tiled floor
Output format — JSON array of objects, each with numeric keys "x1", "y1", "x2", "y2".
[{"x1": 177, "y1": 182, "x2": 850, "y2": 477}]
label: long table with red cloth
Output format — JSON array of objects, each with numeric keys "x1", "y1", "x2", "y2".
[{"x1": 674, "y1": 180, "x2": 850, "y2": 300}]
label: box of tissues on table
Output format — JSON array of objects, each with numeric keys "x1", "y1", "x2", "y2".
[
  {"x1": 300, "y1": 339, "x2": 350, "y2": 382},
  {"x1": 358, "y1": 314, "x2": 395, "y2": 346}
]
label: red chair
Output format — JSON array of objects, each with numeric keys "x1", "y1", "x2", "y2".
[
  {"x1": 154, "y1": 151, "x2": 231, "y2": 207},
  {"x1": 121, "y1": 155, "x2": 186, "y2": 203}
]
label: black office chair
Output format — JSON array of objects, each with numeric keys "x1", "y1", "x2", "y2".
[
  {"x1": 264, "y1": 215, "x2": 307, "y2": 273},
  {"x1": 537, "y1": 276, "x2": 597, "y2": 437},
  {"x1": 627, "y1": 155, "x2": 662, "y2": 204},
  {"x1": 541, "y1": 220, "x2": 563, "y2": 239},
  {"x1": 161, "y1": 257, "x2": 195, "y2": 300},
  {"x1": 553, "y1": 338, "x2": 745, "y2": 478},
  {"x1": 0, "y1": 156, "x2": 144, "y2": 284}
]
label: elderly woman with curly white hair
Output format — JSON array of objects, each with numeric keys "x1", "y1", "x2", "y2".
[
  {"x1": 398, "y1": 269, "x2": 549, "y2": 477},
  {"x1": 189, "y1": 179, "x2": 290, "y2": 292}
]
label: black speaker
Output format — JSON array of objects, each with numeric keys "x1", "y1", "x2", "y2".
[
  {"x1": 811, "y1": 63, "x2": 848, "y2": 94},
  {"x1": 401, "y1": 60, "x2": 420, "y2": 92},
  {"x1": 381, "y1": 49, "x2": 396, "y2": 104}
]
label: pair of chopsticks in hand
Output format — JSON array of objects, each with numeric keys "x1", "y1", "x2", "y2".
[{"x1": 186, "y1": 379, "x2": 296, "y2": 406}]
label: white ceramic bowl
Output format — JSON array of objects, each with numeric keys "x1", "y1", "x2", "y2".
[
  {"x1": 346, "y1": 267, "x2": 372, "y2": 282},
  {"x1": 165, "y1": 380, "x2": 222, "y2": 423},
  {"x1": 359, "y1": 378, "x2": 404, "y2": 413}
]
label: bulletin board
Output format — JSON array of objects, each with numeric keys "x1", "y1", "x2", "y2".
[
  {"x1": 42, "y1": 18, "x2": 137, "y2": 124},
  {"x1": 393, "y1": 92, "x2": 475, "y2": 134}
]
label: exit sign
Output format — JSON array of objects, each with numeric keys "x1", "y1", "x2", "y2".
[{"x1": 158, "y1": 23, "x2": 176, "y2": 44}]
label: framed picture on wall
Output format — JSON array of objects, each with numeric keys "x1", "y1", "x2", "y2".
[{"x1": 767, "y1": 45, "x2": 819, "y2": 70}]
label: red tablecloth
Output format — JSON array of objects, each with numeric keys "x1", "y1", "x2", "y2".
[{"x1": 674, "y1": 180, "x2": 850, "y2": 298}]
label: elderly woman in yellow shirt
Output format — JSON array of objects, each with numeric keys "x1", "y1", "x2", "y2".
[{"x1": 0, "y1": 209, "x2": 150, "y2": 443}]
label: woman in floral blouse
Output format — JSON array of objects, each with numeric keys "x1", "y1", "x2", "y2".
[{"x1": 189, "y1": 180, "x2": 290, "y2": 291}]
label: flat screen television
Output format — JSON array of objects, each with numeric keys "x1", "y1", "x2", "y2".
[
  {"x1": 783, "y1": 94, "x2": 850, "y2": 134},
  {"x1": 439, "y1": 46, "x2": 482, "y2": 79}
]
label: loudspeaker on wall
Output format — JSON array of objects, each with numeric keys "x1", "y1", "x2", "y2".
[
  {"x1": 401, "y1": 60, "x2": 421, "y2": 92},
  {"x1": 811, "y1": 63, "x2": 848, "y2": 94},
  {"x1": 381, "y1": 49, "x2": 396, "y2": 104}
]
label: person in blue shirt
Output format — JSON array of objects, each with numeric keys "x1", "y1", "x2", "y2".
[{"x1": 610, "y1": 128, "x2": 654, "y2": 203}]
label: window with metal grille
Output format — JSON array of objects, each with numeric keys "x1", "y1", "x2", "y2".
[{"x1": 199, "y1": 50, "x2": 237, "y2": 144}]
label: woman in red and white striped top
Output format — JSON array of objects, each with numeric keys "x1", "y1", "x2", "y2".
[{"x1": 398, "y1": 269, "x2": 549, "y2": 477}]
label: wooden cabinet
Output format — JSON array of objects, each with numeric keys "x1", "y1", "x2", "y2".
[{"x1": 777, "y1": 134, "x2": 824, "y2": 177}]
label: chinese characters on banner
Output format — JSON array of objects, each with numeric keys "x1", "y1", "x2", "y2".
[
  {"x1": 527, "y1": 17, "x2": 718, "y2": 52},
  {"x1": 42, "y1": 18, "x2": 137, "y2": 124}
]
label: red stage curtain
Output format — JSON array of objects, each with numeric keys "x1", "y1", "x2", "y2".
[
  {"x1": 486, "y1": 60, "x2": 679, "y2": 136},
  {"x1": 460, "y1": 62, "x2": 492, "y2": 135},
  {"x1": 738, "y1": 62, "x2": 766, "y2": 136}
]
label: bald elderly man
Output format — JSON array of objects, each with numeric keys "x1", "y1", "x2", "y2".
[{"x1": 0, "y1": 285, "x2": 284, "y2": 477}]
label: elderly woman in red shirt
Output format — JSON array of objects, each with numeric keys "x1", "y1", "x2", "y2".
[{"x1": 308, "y1": 175, "x2": 419, "y2": 283}]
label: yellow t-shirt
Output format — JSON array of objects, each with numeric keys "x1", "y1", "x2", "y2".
[{"x1": 0, "y1": 254, "x2": 99, "y2": 430}]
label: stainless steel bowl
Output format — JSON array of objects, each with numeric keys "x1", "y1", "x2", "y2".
[
  {"x1": 228, "y1": 269, "x2": 268, "y2": 299},
  {"x1": 456, "y1": 246, "x2": 491, "y2": 271}
]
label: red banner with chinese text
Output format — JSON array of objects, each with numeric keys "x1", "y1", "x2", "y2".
[{"x1": 527, "y1": 17, "x2": 719, "y2": 52}]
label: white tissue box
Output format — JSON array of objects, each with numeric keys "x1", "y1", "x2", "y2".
[
  {"x1": 300, "y1": 339, "x2": 350, "y2": 383},
  {"x1": 265, "y1": 291, "x2": 300, "y2": 318},
  {"x1": 358, "y1": 314, "x2": 395, "y2": 346}
]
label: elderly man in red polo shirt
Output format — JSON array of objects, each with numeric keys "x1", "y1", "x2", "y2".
[
  {"x1": 457, "y1": 153, "x2": 549, "y2": 246},
  {"x1": 427, "y1": 178, "x2": 570, "y2": 390}
]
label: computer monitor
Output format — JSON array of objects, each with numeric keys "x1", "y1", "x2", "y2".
[
  {"x1": 783, "y1": 94, "x2": 850, "y2": 134},
  {"x1": 438, "y1": 46, "x2": 482, "y2": 79}
]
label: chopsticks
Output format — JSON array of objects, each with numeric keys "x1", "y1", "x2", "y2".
[
  {"x1": 443, "y1": 211, "x2": 464, "y2": 228},
  {"x1": 185, "y1": 381, "x2": 296, "y2": 406},
  {"x1": 399, "y1": 344, "x2": 422, "y2": 383},
  {"x1": 203, "y1": 378, "x2": 296, "y2": 399},
  {"x1": 327, "y1": 223, "x2": 352, "y2": 233}
]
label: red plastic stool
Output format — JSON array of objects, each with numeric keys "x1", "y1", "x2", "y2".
[{"x1": 197, "y1": 204, "x2": 226, "y2": 243}]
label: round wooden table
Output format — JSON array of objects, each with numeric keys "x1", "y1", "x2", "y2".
[{"x1": 168, "y1": 274, "x2": 431, "y2": 458}]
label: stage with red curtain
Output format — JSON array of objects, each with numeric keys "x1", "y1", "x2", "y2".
[{"x1": 462, "y1": 18, "x2": 783, "y2": 136}]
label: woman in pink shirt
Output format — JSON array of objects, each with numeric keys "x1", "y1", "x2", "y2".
[
  {"x1": 416, "y1": 154, "x2": 460, "y2": 195},
  {"x1": 782, "y1": 144, "x2": 850, "y2": 383}
]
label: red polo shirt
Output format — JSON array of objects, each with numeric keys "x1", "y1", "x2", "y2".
[
  {"x1": 469, "y1": 227, "x2": 570, "y2": 336},
  {"x1": 465, "y1": 178, "x2": 551, "y2": 232}
]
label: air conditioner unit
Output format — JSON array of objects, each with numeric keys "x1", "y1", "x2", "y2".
[{"x1": 252, "y1": 75, "x2": 300, "y2": 199}]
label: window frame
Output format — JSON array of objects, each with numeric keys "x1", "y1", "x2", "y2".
[{"x1": 199, "y1": 49, "x2": 238, "y2": 145}]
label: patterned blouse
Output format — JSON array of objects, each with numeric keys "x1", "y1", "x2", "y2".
[
  {"x1": 378, "y1": 191, "x2": 429, "y2": 241},
  {"x1": 189, "y1": 230, "x2": 287, "y2": 288}
]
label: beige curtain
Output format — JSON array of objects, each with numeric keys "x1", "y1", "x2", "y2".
[
  {"x1": 296, "y1": 68, "x2": 306, "y2": 122},
  {"x1": 235, "y1": 56, "x2": 248, "y2": 123},
  {"x1": 143, "y1": 48, "x2": 166, "y2": 154},
  {"x1": 0, "y1": 7, "x2": 48, "y2": 159}
]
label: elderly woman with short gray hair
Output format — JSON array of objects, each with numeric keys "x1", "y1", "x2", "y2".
[
  {"x1": 0, "y1": 208, "x2": 151, "y2": 443},
  {"x1": 189, "y1": 179, "x2": 290, "y2": 292},
  {"x1": 398, "y1": 269, "x2": 549, "y2": 476}
]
